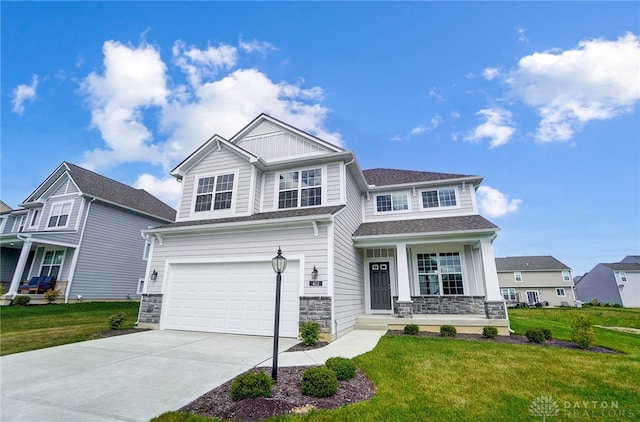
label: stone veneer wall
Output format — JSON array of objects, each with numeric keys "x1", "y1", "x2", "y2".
[
  {"x1": 299, "y1": 296, "x2": 332, "y2": 333},
  {"x1": 484, "y1": 300, "x2": 508, "y2": 319},
  {"x1": 138, "y1": 294, "x2": 163, "y2": 324},
  {"x1": 394, "y1": 296, "x2": 487, "y2": 315}
]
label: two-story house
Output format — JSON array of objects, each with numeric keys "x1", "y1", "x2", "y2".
[
  {"x1": 0, "y1": 162, "x2": 176, "y2": 304},
  {"x1": 138, "y1": 114, "x2": 508, "y2": 339},
  {"x1": 496, "y1": 256, "x2": 576, "y2": 307},
  {"x1": 575, "y1": 255, "x2": 640, "y2": 307}
]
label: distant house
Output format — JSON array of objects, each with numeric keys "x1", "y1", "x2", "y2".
[
  {"x1": 0, "y1": 201, "x2": 12, "y2": 213},
  {"x1": 0, "y1": 162, "x2": 176, "y2": 303},
  {"x1": 496, "y1": 256, "x2": 576, "y2": 306},
  {"x1": 574, "y1": 256, "x2": 640, "y2": 307}
]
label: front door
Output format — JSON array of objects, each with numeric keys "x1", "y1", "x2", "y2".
[{"x1": 370, "y1": 262, "x2": 391, "y2": 310}]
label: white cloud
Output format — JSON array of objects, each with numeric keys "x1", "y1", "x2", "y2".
[
  {"x1": 429, "y1": 88, "x2": 445, "y2": 102},
  {"x1": 12, "y1": 75, "x2": 39, "y2": 114},
  {"x1": 482, "y1": 67, "x2": 499, "y2": 80},
  {"x1": 465, "y1": 107, "x2": 515, "y2": 148},
  {"x1": 172, "y1": 41, "x2": 238, "y2": 87},
  {"x1": 506, "y1": 32, "x2": 640, "y2": 142},
  {"x1": 477, "y1": 186, "x2": 522, "y2": 217},
  {"x1": 239, "y1": 38, "x2": 277, "y2": 54},
  {"x1": 516, "y1": 27, "x2": 529, "y2": 43},
  {"x1": 134, "y1": 173, "x2": 182, "y2": 207},
  {"x1": 80, "y1": 41, "x2": 168, "y2": 170}
]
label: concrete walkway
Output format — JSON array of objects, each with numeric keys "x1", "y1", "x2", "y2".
[{"x1": 0, "y1": 328, "x2": 386, "y2": 422}]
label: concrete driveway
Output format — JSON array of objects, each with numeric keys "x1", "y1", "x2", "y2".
[{"x1": 0, "y1": 330, "x2": 298, "y2": 422}]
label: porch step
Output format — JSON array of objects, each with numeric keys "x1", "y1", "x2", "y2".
[{"x1": 354, "y1": 314, "x2": 511, "y2": 335}]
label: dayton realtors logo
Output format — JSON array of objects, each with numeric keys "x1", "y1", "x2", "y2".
[
  {"x1": 529, "y1": 395, "x2": 560, "y2": 421},
  {"x1": 530, "y1": 395, "x2": 638, "y2": 419}
]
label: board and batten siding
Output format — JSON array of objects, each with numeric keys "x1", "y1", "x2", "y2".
[
  {"x1": 70, "y1": 201, "x2": 163, "y2": 299},
  {"x1": 147, "y1": 225, "x2": 330, "y2": 297},
  {"x1": 332, "y1": 168, "x2": 365, "y2": 335},
  {"x1": 363, "y1": 182, "x2": 476, "y2": 222},
  {"x1": 236, "y1": 125, "x2": 328, "y2": 160},
  {"x1": 177, "y1": 147, "x2": 253, "y2": 221}
]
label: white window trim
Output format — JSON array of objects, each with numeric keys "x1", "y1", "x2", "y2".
[
  {"x1": 514, "y1": 271, "x2": 523, "y2": 282},
  {"x1": 13, "y1": 214, "x2": 27, "y2": 232},
  {"x1": 38, "y1": 248, "x2": 66, "y2": 280},
  {"x1": 562, "y1": 270, "x2": 571, "y2": 282},
  {"x1": 189, "y1": 170, "x2": 239, "y2": 218},
  {"x1": 142, "y1": 241, "x2": 151, "y2": 261},
  {"x1": 373, "y1": 191, "x2": 412, "y2": 215},
  {"x1": 137, "y1": 278, "x2": 145, "y2": 294},
  {"x1": 525, "y1": 290, "x2": 540, "y2": 304},
  {"x1": 555, "y1": 288, "x2": 566, "y2": 297},
  {"x1": 46, "y1": 200, "x2": 74, "y2": 230},
  {"x1": 29, "y1": 209, "x2": 41, "y2": 229},
  {"x1": 419, "y1": 186, "x2": 461, "y2": 211},
  {"x1": 411, "y1": 247, "x2": 467, "y2": 296},
  {"x1": 500, "y1": 288, "x2": 517, "y2": 301},
  {"x1": 619, "y1": 272, "x2": 627, "y2": 283},
  {"x1": 274, "y1": 165, "x2": 326, "y2": 210}
]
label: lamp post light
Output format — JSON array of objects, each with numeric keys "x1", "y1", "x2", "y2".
[{"x1": 271, "y1": 247, "x2": 287, "y2": 381}]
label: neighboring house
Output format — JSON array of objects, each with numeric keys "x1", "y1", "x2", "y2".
[
  {"x1": 139, "y1": 114, "x2": 507, "y2": 339},
  {"x1": 0, "y1": 162, "x2": 176, "y2": 303},
  {"x1": 575, "y1": 255, "x2": 640, "y2": 307},
  {"x1": 495, "y1": 256, "x2": 576, "y2": 307},
  {"x1": 0, "y1": 200, "x2": 13, "y2": 213}
]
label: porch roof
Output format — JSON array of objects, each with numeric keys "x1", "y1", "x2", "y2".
[{"x1": 352, "y1": 215, "x2": 498, "y2": 238}]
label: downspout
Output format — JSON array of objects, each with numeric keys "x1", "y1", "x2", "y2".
[{"x1": 65, "y1": 197, "x2": 95, "y2": 303}]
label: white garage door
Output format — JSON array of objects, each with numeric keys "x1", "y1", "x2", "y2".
[{"x1": 162, "y1": 261, "x2": 300, "y2": 337}]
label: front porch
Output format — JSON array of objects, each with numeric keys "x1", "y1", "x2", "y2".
[{"x1": 354, "y1": 313, "x2": 511, "y2": 336}]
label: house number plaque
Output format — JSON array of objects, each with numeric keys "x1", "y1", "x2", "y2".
[{"x1": 309, "y1": 280, "x2": 323, "y2": 287}]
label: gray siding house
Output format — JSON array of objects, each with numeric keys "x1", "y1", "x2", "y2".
[
  {"x1": 139, "y1": 114, "x2": 508, "y2": 339},
  {"x1": 0, "y1": 162, "x2": 176, "y2": 303},
  {"x1": 496, "y1": 256, "x2": 576, "y2": 307},
  {"x1": 575, "y1": 255, "x2": 640, "y2": 307}
]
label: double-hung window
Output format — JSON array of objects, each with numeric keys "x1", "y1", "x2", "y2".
[
  {"x1": 514, "y1": 272, "x2": 523, "y2": 282},
  {"x1": 278, "y1": 168, "x2": 322, "y2": 209},
  {"x1": 417, "y1": 252, "x2": 464, "y2": 295},
  {"x1": 421, "y1": 188, "x2": 457, "y2": 209},
  {"x1": 48, "y1": 202, "x2": 72, "y2": 228},
  {"x1": 562, "y1": 270, "x2": 571, "y2": 281},
  {"x1": 40, "y1": 250, "x2": 65, "y2": 280},
  {"x1": 376, "y1": 193, "x2": 409, "y2": 213},
  {"x1": 194, "y1": 174, "x2": 235, "y2": 212}
]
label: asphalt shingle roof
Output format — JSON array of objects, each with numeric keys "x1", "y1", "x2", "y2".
[
  {"x1": 362, "y1": 168, "x2": 477, "y2": 186},
  {"x1": 65, "y1": 162, "x2": 176, "y2": 222},
  {"x1": 152, "y1": 205, "x2": 345, "y2": 230},
  {"x1": 602, "y1": 263, "x2": 640, "y2": 271},
  {"x1": 352, "y1": 215, "x2": 498, "y2": 237},
  {"x1": 495, "y1": 256, "x2": 571, "y2": 272}
]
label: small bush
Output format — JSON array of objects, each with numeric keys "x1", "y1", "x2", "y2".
[
  {"x1": 611, "y1": 303, "x2": 623, "y2": 308},
  {"x1": 525, "y1": 328, "x2": 547, "y2": 344},
  {"x1": 482, "y1": 326, "x2": 498, "y2": 338},
  {"x1": 108, "y1": 313, "x2": 127, "y2": 330},
  {"x1": 0, "y1": 285, "x2": 6, "y2": 296},
  {"x1": 43, "y1": 289, "x2": 61, "y2": 304},
  {"x1": 300, "y1": 321, "x2": 321, "y2": 346},
  {"x1": 440, "y1": 325, "x2": 457, "y2": 337},
  {"x1": 404, "y1": 324, "x2": 419, "y2": 335},
  {"x1": 301, "y1": 367, "x2": 338, "y2": 397},
  {"x1": 541, "y1": 328, "x2": 552, "y2": 340},
  {"x1": 230, "y1": 371, "x2": 273, "y2": 401},
  {"x1": 13, "y1": 295, "x2": 30, "y2": 306},
  {"x1": 571, "y1": 315, "x2": 596, "y2": 349},
  {"x1": 326, "y1": 357, "x2": 357, "y2": 380}
]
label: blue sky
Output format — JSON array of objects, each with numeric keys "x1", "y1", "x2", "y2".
[{"x1": 2, "y1": 2, "x2": 638, "y2": 275}]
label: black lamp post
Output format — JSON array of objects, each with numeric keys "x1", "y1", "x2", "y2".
[{"x1": 271, "y1": 247, "x2": 287, "y2": 381}]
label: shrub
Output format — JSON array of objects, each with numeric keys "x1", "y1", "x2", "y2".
[
  {"x1": 571, "y1": 315, "x2": 596, "y2": 349},
  {"x1": 440, "y1": 325, "x2": 457, "y2": 337},
  {"x1": 301, "y1": 367, "x2": 338, "y2": 397},
  {"x1": 525, "y1": 328, "x2": 547, "y2": 344},
  {"x1": 43, "y1": 289, "x2": 61, "y2": 304},
  {"x1": 482, "y1": 326, "x2": 498, "y2": 338},
  {"x1": 0, "y1": 285, "x2": 6, "y2": 296},
  {"x1": 230, "y1": 371, "x2": 273, "y2": 401},
  {"x1": 541, "y1": 328, "x2": 552, "y2": 340},
  {"x1": 404, "y1": 324, "x2": 419, "y2": 335},
  {"x1": 108, "y1": 313, "x2": 127, "y2": 330},
  {"x1": 326, "y1": 357, "x2": 357, "y2": 380},
  {"x1": 13, "y1": 295, "x2": 30, "y2": 306},
  {"x1": 300, "y1": 321, "x2": 321, "y2": 346},
  {"x1": 611, "y1": 303, "x2": 623, "y2": 308}
]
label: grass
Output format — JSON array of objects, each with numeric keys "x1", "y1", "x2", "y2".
[
  {"x1": 154, "y1": 306, "x2": 640, "y2": 422},
  {"x1": 0, "y1": 301, "x2": 140, "y2": 355}
]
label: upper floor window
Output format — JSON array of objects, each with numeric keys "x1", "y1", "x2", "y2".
[
  {"x1": 48, "y1": 202, "x2": 72, "y2": 228},
  {"x1": 514, "y1": 271, "x2": 523, "y2": 282},
  {"x1": 278, "y1": 168, "x2": 322, "y2": 209},
  {"x1": 562, "y1": 270, "x2": 571, "y2": 282},
  {"x1": 29, "y1": 209, "x2": 41, "y2": 228},
  {"x1": 14, "y1": 215, "x2": 27, "y2": 232},
  {"x1": 194, "y1": 174, "x2": 235, "y2": 212},
  {"x1": 421, "y1": 188, "x2": 457, "y2": 209},
  {"x1": 620, "y1": 272, "x2": 627, "y2": 282},
  {"x1": 376, "y1": 193, "x2": 409, "y2": 213}
]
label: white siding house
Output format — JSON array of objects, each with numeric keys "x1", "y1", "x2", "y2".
[{"x1": 139, "y1": 114, "x2": 508, "y2": 339}]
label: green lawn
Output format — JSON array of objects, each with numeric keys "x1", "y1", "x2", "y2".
[
  {"x1": 155, "y1": 306, "x2": 640, "y2": 422},
  {"x1": 0, "y1": 301, "x2": 140, "y2": 355}
]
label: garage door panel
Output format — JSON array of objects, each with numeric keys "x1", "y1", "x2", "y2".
[{"x1": 163, "y1": 261, "x2": 300, "y2": 337}]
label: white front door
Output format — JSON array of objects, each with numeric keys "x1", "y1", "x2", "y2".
[{"x1": 162, "y1": 260, "x2": 300, "y2": 337}]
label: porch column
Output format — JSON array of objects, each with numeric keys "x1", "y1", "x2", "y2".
[
  {"x1": 396, "y1": 243, "x2": 412, "y2": 302},
  {"x1": 7, "y1": 240, "x2": 33, "y2": 297},
  {"x1": 479, "y1": 239, "x2": 502, "y2": 301}
]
